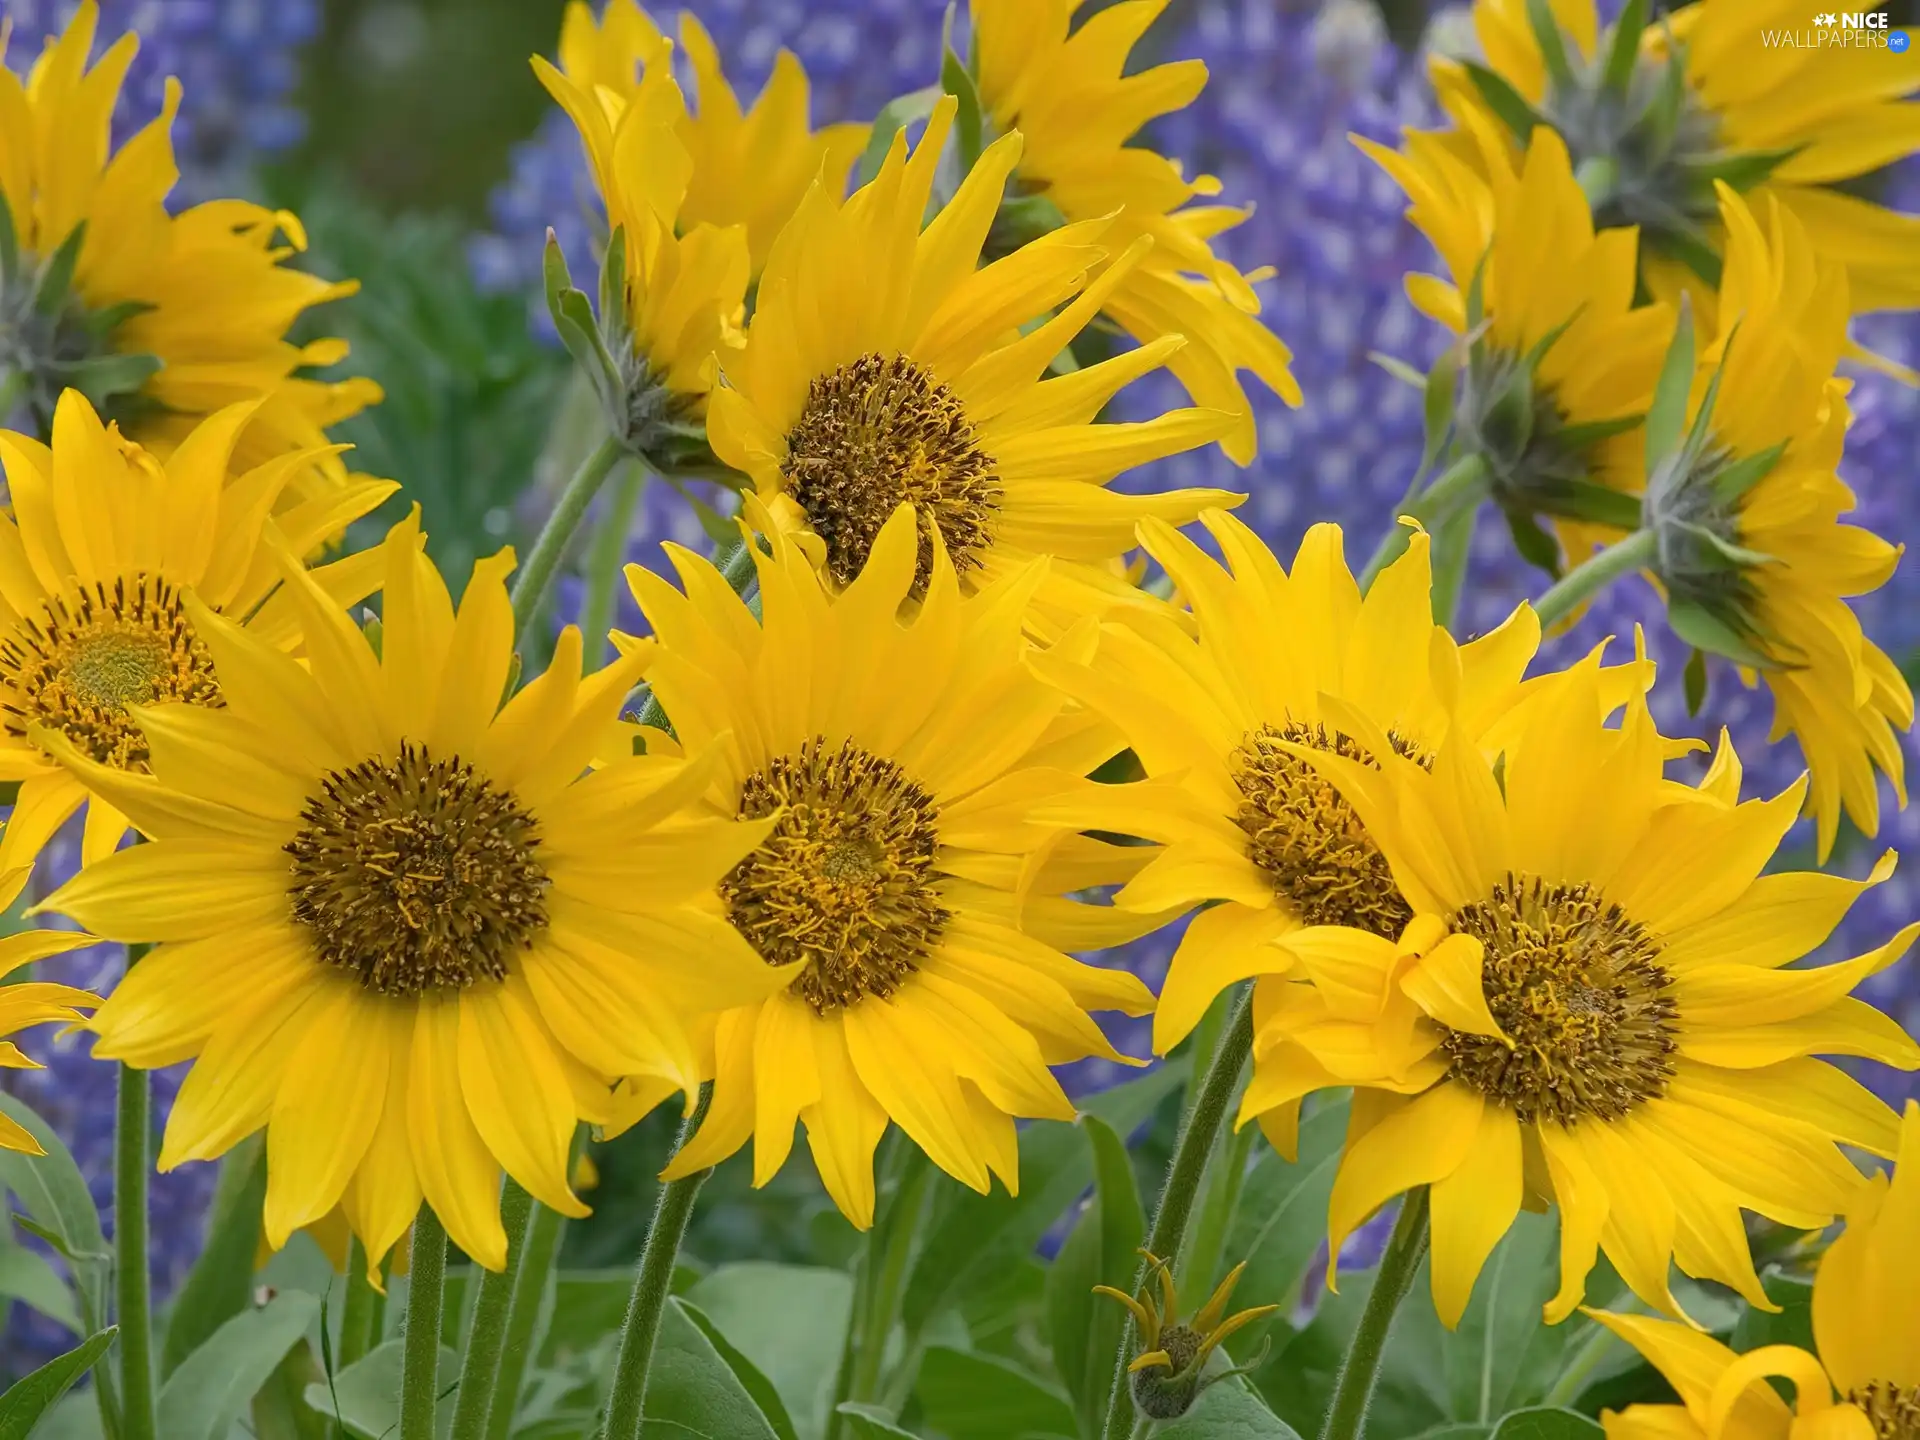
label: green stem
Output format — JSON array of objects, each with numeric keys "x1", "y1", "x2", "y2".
[
  {"x1": 1181, "y1": 1121, "x2": 1256, "y2": 1299},
  {"x1": 633, "y1": 541, "x2": 759, "y2": 732},
  {"x1": 485, "y1": 1199, "x2": 568, "y2": 1440},
  {"x1": 1317, "y1": 1188, "x2": 1432, "y2": 1440},
  {"x1": 1428, "y1": 501, "x2": 1478, "y2": 628},
  {"x1": 1099, "y1": 991, "x2": 1255, "y2": 1440},
  {"x1": 824, "y1": 1143, "x2": 932, "y2": 1439},
  {"x1": 1542, "y1": 1315, "x2": 1623, "y2": 1409},
  {"x1": 399, "y1": 1208, "x2": 449, "y2": 1440},
  {"x1": 604, "y1": 1090, "x2": 713, "y2": 1440},
  {"x1": 1359, "y1": 453, "x2": 1491, "y2": 590},
  {"x1": 509, "y1": 435, "x2": 624, "y2": 638},
  {"x1": 115, "y1": 1060, "x2": 155, "y2": 1440},
  {"x1": 339, "y1": 1240, "x2": 380, "y2": 1370},
  {"x1": 579, "y1": 462, "x2": 644, "y2": 666},
  {"x1": 448, "y1": 1182, "x2": 534, "y2": 1440},
  {"x1": 1532, "y1": 528, "x2": 1657, "y2": 629}
]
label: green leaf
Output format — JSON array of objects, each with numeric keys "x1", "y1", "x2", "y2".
[
  {"x1": 683, "y1": 1264, "x2": 851, "y2": 1440},
  {"x1": 1683, "y1": 647, "x2": 1709, "y2": 716},
  {"x1": 0, "y1": 1236, "x2": 80, "y2": 1333},
  {"x1": 0, "y1": 1328, "x2": 117, "y2": 1440},
  {"x1": 1525, "y1": 0, "x2": 1576, "y2": 92},
  {"x1": 32, "y1": 222, "x2": 85, "y2": 317},
  {"x1": 158, "y1": 1291, "x2": 319, "y2": 1440},
  {"x1": 162, "y1": 1138, "x2": 266, "y2": 1376},
  {"x1": 1490, "y1": 1409, "x2": 1605, "y2": 1439},
  {"x1": 1504, "y1": 506, "x2": 1564, "y2": 578},
  {"x1": 1045, "y1": 1113, "x2": 1145, "y2": 1436},
  {"x1": 912, "y1": 1346, "x2": 1076, "y2": 1440},
  {"x1": 1154, "y1": 1378, "x2": 1305, "y2": 1439},
  {"x1": 680, "y1": 1301, "x2": 801, "y2": 1440},
  {"x1": 904, "y1": 1059, "x2": 1188, "y2": 1330},
  {"x1": 835, "y1": 1403, "x2": 920, "y2": 1439},
  {"x1": 1602, "y1": 0, "x2": 1649, "y2": 95},
  {"x1": 939, "y1": 9, "x2": 985, "y2": 173},
  {"x1": 1462, "y1": 63, "x2": 1548, "y2": 144},
  {"x1": 856, "y1": 86, "x2": 942, "y2": 186},
  {"x1": 1643, "y1": 295, "x2": 1695, "y2": 475},
  {"x1": 302, "y1": 1338, "x2": 459, "y2": 1440},
  {"x1": 1730, "y1": 1274, "x2": 1815, "y2": 1352},
  {"x1": 0, "y1": 1094, "x2": 110, "y2": 1334},
  {"x1": 1221, "y1": 1098, "x2": 1349, "y2": 1359},
  {"x1": 640, "y1": 1298, "x2": 784, "y2": 1440}
]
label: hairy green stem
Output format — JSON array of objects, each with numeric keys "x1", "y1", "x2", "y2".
[
  {"x1": 448, "y1": 1181, "x2": 534, "y2": 1440},
  {"x1": 579, "y1": 462, "x2": 644, "y2": 664},
  {"x1": 604, "y1": 1089, "x2": 713, "y2": 1440},
  {"x1": 1099, "y1": 991, "x2": 1255, "y2": 1440},
  {"x1": 1359, "y1": 453, "x2": 1490, "y2": 590},
  {"x1": 1532, "y1": 528, "x2": 1657, "y2": 629},
  {"x1": 1318, "y1": 1188, "x2": 1432, "y2": 1440},
  {"x1": 509, "y1": 434, "x2": 624, "y2": 638},
  {"x1": 399, "y1": 1208, "x2": 449, "y2": 1440},
  {"x1": 1428, "y1": 502, "x2": 1478, "y2": 628},
  {"x1": 115, "y1": 1060, "x2": 156, "y2": 1440},
  {"x1": 485, "y1": 1197, "x2": 568, "y2": 1440}
]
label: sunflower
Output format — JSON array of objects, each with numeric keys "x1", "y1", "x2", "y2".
[
  {"x1": 0, "y1": 3, "x2": 381, "y2": 504},
  {"x1": 706, "y1": 96, "x2": 1242, "y2": 632},
  {"x1": 549, "y1": 0, "x2": 867, "y2": 275},
  {"x1": 0, "y1": 867, "x2": 101, "y2": 1157},
  {"x1": 1027, "y1": 509, "x2": 1632, "y2": 1085},
  {"x1": 1355, "y1": 118, "x2": 1672, "y2": 561},
  {"x1": 967, "y1": 0, "x2": 1301, "y2": 464},
  {"x1": 619, "y1": 502, "x2": 1159, "y2": 1227},
  {"x1": 0, "y1": 389, "x2": 394, "y2": 875},
  {"x1": 535, "y1": 10, "x2": 751, "y2": 408},
  {"x1": 1591, "y1": 1101, "x2": 1920, "y2": 1440},
  {"x1": 1635, "y1": 185, "x2": 1909, "y2": 862},
  {"x1": 1241, "y1": 656, "x2": 1919, "y2": 1328},
  {"x1": 1431, "y1": 0, "x2": 1920, "y2": 324},
  {"x1": 31, "y1": 511, "x2": 790, "y2": 1272}
]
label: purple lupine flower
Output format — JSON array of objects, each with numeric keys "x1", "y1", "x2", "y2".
[{"x1": 1, "y1": 0, "x2": 320, "y2": 202}]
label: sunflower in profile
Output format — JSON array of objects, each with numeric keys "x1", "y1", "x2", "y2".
[
  {"x1": 619, "y1": 503, "x2": 1159, "y2": 1227},
  {"x1": 0, "y1": 3, "x2": 381, "y2": 503},
  {"x1": 1632, "y1": 185, "x2": 1908, "y2": 861},
  {"x1": 968, "y1": 0, "x2": 1300, "y2": 464},
  {"x1": 550, "y1": 0, "x2": 868, "y2": 274},
  {"x1": 34, "y1": 513, "x2": 789, "y2": 1272},
  {"x1": 1356, "y1": 118, "x2": 1671, "y2": 563},
  {"x1": 0, "y1": 867, "x2": 101, "y2": 1157},
  {"x1": 1247, "y1": 658, "x2": 1918, "y2": 1328},
  {"x1": 1592, "y1": 1102, "x2": 1920, "y2": 1440},
  {"x1": 1431, "y1": 0, "x2": 1920, "y2": 324},
  {"x1": 1030, "y1": 511, "x2": 1568, "y2": 1109},
  {"x1": 707, "y1": 97, "x2": 1241, "y2": 632},
  {"x1": 0, "y1": 389, "x2": 394, "y2": 875}
]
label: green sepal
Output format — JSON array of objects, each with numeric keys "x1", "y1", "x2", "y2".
[
  {"x1": 543, "y1": 228, "x2": 631, "y2": 445},
  {"x1": 996, "y1": 191, "x2": 1067, "y2": 249},
  {"x1": 1463, "y1": 62, "x2": 1549, "y2": 144},
  {"x1": 31, "y1": 221, "x2": 85, "y2": 318},
  {"x1": 1482, "y1": 361, "x2": 1537, "y2": 461},
  {"x1": 1678, "y1": 144, "x2": 1802, "y2": 195},
  {"x1": 1666, "y1": 594, "x2": 1777, "y2": 671},
  {"x1": 1602, "y1": 0, "x2": 1650, "y2": 96},
  {"x1": 1555, "y1": 413, "x2": 1643, "y2": 451},
  {"x1": 1523, "y1": 308, "x2": 1582, "y2": 370},
  {"x1": 0, "y1": 188, "x2": 20, "y2": 286},
  {"x1": 58, "y1": 350, "x2": 163, "y2": 409},
  {"x1": 1658, "y1": 219, "x2": 1725, "y2": 288},
  {"x1": 1525, "y1": 0, "x2": 1577, "y2": 93},
  {"x1": 1683, "y1": 646, "x2": 1708, "y2": 716},
  {"x1": 1463, "y1": 249, "x2": 1491, "y2": 331},
  {"x1": 1546, "y1": 478, "x2": 1644, "y2": 529},
  {"x1": 1710, "y1": 439, "x2": 1787, "y2": 505},
  {"x1": 1367, "y1": 351, "x2": 1427, "y2": 391},
  {"x1": 1644, "y1": 36, "x2": 1689, "y2": 156},
  {"x1": 1420, "y1": 345, "x2": 1460, "y2": 477},
  {"x1": 360, "y1": 614, "x2": 383, "y2": 659},
  {"x1": 1643, "y1": 293, "x2": 1696, "y2": 475},
  {"x1": 80, "y1": 297, "x2": 155, "y2": 338},
  {"x1": 1504, "y1": 504, "x2": 1565, "y2": 578},
  {"x1": 856, "y1": 85, "x2": 942, "y2": 186},
  {"x1": 940, "y1": 4, "x2": 985, "y2": 174},
  {"x1": 1671, "y1": 517, "x2": 1777, "y2": 572}
]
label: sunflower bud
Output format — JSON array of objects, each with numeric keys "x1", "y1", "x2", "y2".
[{"x1": 1095, "y1": 1252, "x2": 1278, "y2": 1423}]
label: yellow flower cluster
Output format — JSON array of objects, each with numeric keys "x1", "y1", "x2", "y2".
[{"x1": 0, "y1": 17, "x2": 1912, "y2": 1440}]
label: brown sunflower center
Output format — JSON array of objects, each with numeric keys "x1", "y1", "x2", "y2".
[
  {"x1": 0, "y1": 575, "x2": 221, "y2": 769},
  {"x1": 782, "y1": 351, "x2": 1001, "y2": 591},
  {"x1": 1228, "y1": 721, "x2": 1417, "y2": 938},
  {"x1": 722, "y1": 736, "x2": 949, "y2": 1014},
  {"x1": 1852, "y1": 1383, "x2": 1920, "y2": 1440},
  {"x1": 285, "y1": 743, "x2": 549, "y2": 996},
  {"x1": 1442, "y1": 874, "x2": 1678, "y2": 1125}
]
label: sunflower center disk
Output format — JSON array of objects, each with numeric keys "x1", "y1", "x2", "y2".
[
  {"x1": 285, "y1": 744, "x2": 550, "y2": 996},
  {"x1": 1852, "y1": 1382, "x2": 1920, "y2": 1440},
  {"x1": 1228, "y1": 721, "x2": 1415, "y2": 938},
  {"x1": 782, "y1": 352, "x2": 1001, "y2": 592},
  {"x1": 0, "y1": 574, "x2": 222, "y2": 770},
  {"x1": 723, "y1": 736, "x2": 950, "y2": 1015},
  {"x1": 1442, "y1": 875, "x2": 1679, "y2": 1126}
]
